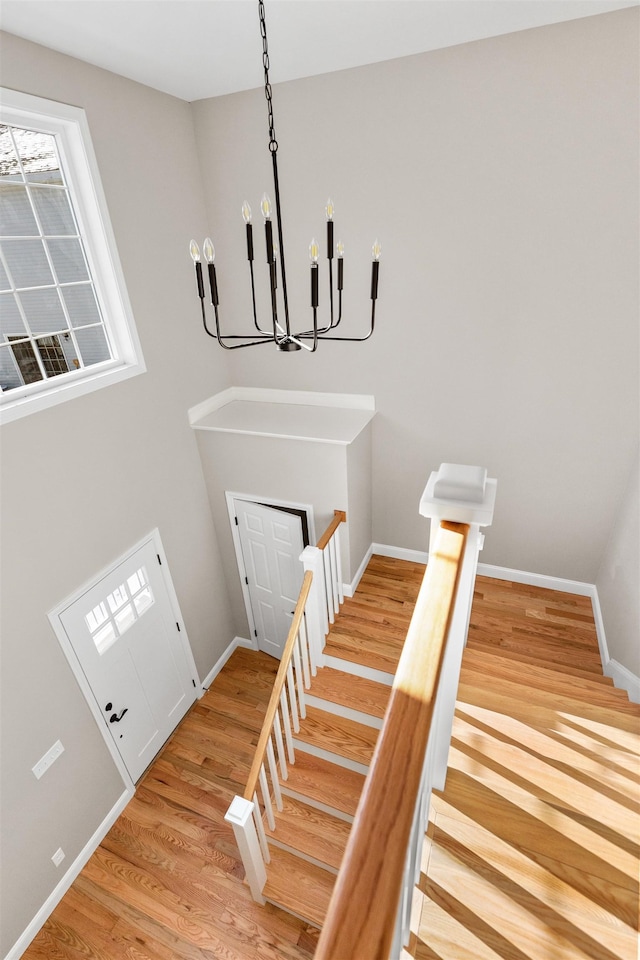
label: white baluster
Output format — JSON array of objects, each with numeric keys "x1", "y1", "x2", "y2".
[
  {"x1": 333, "y1": 524, "x2": 344, "y2": 605},
  {"x1": 299, "y1": 625, "x2": 311, "y2": 688},
  {"x1": 292, "y1": 634, "x2": 306, "y2": 719},
  {"x1": 225, "y1": 795, "x2": 267, "y2": 904},
  {"x1": 300, "y1": 612, "x2": 316, "y2": 678},
  {"x1": 252, "y1": 790, "x2": 270, "y2": 864},
  {"x1": 286, "y1": 661, "x2": 300, "y2": 732},
  {"x1": 280, "y1": 687, "x2": 295, "y2": 763},
  {"x1": 328, "y1": 535, "x2": 339, "y2": 615},
  {"x1": 266, "y1": 736, "x2": 283, "y2": 811},
  {"x1": 273, "y1": 706, "x2": 288, "y2": 781},
  {"x1": 302, "y1": 545, "x2": 329, "y2": 663},
  {"x1": 323, "y1": 547, "x2": 334, "y2": 624},
  {"x1": 259, "y1": 764, "x2": 275, "y2": 830}
]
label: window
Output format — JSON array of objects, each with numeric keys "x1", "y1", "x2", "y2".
[{"x1": 0, "y1": 89, "x2": 144, "y2": 423}]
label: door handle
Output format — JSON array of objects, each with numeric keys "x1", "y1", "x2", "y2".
[{"x1": 109, "y1": 708, "x2": 128, "y2": 723}]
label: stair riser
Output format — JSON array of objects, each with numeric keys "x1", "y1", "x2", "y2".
[
  {"x1": 322, "y1": 653, "x2": 394, "y2": 686},
  {"x1": 280, "y1": 786, "x2": 354, "y2": 824},
  {"x1": 292, "y1": 740, "x2": 370, "y2": 776},
  {"x1": 267, "y1": 837, "x2": 340, "y2": 875},
  {"x1": 305, "y1": 693, "x2": 383, "y2": 730}
]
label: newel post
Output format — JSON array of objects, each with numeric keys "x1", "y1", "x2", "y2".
[
  {"x1": 301, "y1": 545, "x2": 327, "y2": 671},
  {"x1": 224, "y1": 795, "x2": 267, "y2": 904},
  {"x1": 419, "y1": 463, "x2": 497, "y2": 791}
]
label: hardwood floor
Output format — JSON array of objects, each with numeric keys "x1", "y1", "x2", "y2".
[
  {"x1": 411, "y1": 576, "x2": 640, "y2": 960},
  {"x1": 21, "y1": 565, "x2": 639, "y2": 960}
]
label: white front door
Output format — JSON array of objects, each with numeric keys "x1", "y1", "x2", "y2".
[
  {"x1": 235, "y1": 500, "x2": 305, "y2": 659},
  {"x1": 58, "y1": 539, "x2": 197, "y2": 782}
]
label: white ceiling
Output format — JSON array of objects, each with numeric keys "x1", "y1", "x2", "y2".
[{"x1": 1, "y1": 0, "x2": 637, "y2": 102}]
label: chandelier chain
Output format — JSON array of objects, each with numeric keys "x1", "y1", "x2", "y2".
[{"x1": 259, "y1": 0, "x2": 278, "y2": 153}]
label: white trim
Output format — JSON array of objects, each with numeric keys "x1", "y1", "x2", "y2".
[
  {"x1": 476, "y1": 561, "x2": 595, "y2": 597},
  {"x1": 280, "y1": 786, "x2": 354, "y2": 824},
  {"x1": 344, "y1": 545, "x2": 373, "y2": 598},
  {"x1": 292, "y1": 739, "x2": 369, "y2": 776},
  {"x1": 188, "y1": 387, "x2": 375, "y2": 426},
  {"x1": 604, "y1": 659, "x2": 640, "y2": 704},
  {"x1": 371, "y1": 542, "x2": 429, "y2": 565},
  {"x1": 5, "y1": 788, "x2": 132, "y2": 960},
  {"x1": 201, "y1": 636, "x2": 254, "y2": 691},
  {"x1": 47, "y1": 528, "x2": 199, "y2": 788},
  {"x1": 0, "y1": 88, "x2": 145, "y2": 424}
]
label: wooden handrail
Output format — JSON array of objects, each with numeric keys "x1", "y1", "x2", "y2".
[
  {"x1": 244, "y1": 570, "x2": 313, "y2": 802},
  {"x1": 316, "y1": 509, "x2": 346, "y2": 551},
  {"x1": 315, "y1": 520, "x2": 469, "y2": 960}
]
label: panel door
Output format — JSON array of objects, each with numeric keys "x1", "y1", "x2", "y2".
[
  {"x1": 235, "y1": 500, "x2": 305, "y2": 659},
  {"x1": 59, "y1": 539, "x2": 197, "y2": 782}
]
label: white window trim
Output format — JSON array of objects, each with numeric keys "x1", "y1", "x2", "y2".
[{"x1": 0, "y1": 88, "x2": 145, "y2": 424}]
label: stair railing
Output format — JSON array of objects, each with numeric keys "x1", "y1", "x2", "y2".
[
  {"x1": 224, "y1": 510, "x2": 347, "y2": 904},
  {"x1": 315, "y1": 520, "x2": 470, "y2": 960}
]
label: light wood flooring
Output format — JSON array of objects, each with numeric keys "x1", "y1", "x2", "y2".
[{"x1": 21, "y1": 562, "x2": 640, "y2": 960}]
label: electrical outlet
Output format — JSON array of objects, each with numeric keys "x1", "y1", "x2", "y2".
[
  {"x1": 52, "y1": 848, "x2": 65, "y2": 867},
  {"x1": 32, "y1": 740, "x2": 65, "y2": 780}
]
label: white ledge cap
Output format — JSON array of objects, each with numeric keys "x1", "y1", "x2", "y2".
[{"x1": 420, "y1": 463, "x2": 497, "y2": 526}]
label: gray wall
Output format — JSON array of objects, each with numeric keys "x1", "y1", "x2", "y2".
[
  {"x1": 192, "y1": 7, "x2": 639, "y2": 581},
  {"x1": 0, "y1": 33, "x2": 235, "y2": 956},
  {"x1": 597, "y1": 448, "x2": 640, "y2": 681}
]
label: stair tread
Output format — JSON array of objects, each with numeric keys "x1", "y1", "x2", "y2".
[
  {"x1": 263, "y1": 847, "x2": 334, "y2": 927},
  {"x1": 461, "y1": 648, "x2": 640, "y2": 712},
  {"x1": 324, "y1": 631, "x2": 402, "y2": 674},
  {"x1": 309, "y1": 666, "x2": 391, "y2": 718},
  {"x1": 467, "y1": 635, "x2": 607, "y2": 679},
  {"x1": 265, "y1": 794, "x2": 351, "y2": 869},
  {"x1": 284, "y1": 751, "x2": 365, "y2": 816},
  {"x1": 296, "y1": 705, "x2": 379, "y2": 765}
]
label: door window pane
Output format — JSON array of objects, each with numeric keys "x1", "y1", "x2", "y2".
[
  {"x1": 6, "y1": 337, "x2": 42, "y2": 384},
  {"x1": 35, "y1": 335, "x2": 69, "y2": 378}
]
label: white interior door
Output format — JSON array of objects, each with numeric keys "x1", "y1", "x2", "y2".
[
  {"x1": 235, "y1": 500, "x2": 305, "y2": 659},
  {"x1": 58, "y1": 539, "x2": 197, "y2": 782}
]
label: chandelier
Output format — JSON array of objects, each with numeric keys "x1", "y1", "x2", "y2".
[{"x1": 189, "y1": 0, "x2": 381, "y2": 352}]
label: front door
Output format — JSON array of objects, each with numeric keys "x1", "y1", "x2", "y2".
[
  {"x1": 58, "y1": 539, "x2": 197, "y2": 782},
  {"x1": 235, "y1": 500, "x2": 305, "y2": 659}
]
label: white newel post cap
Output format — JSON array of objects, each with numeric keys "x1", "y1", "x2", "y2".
[{"x1": 419, "y1": 463, "x2": 497, "y2": 526}]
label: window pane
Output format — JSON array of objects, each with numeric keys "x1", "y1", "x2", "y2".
[
  {"x1": 0, "y1": 293, "x2": 27, "y2": 337},
  {"x1": 36, "y1": 335, "x2": 69, "y2": 378},
  {"x1": 0, "y1": 183, "x2": 39, "y2": 236},
  {"x1": 47, "y1": 238, "x2": 89, "y2": 283},
  {"x1": 75, "y1": 325, "x2": 111, "y2": 366},
  {"x1": 0, "y1": 258, "x2": 9, "y2": 291},
  {"x1": 30, "y1": 185, "x2": 76, "y2": 235},
  {"x1": 62, "y1": 284, "x2": 101, "y2": 328},
  {"x1": 1, "y1": 239, "x2": 53, "y2": 288},
  {"x1": 7, "y1": 337, "x2": 43, "y2": 384},
  {"x1": 0, "y1": 125, "x2": 23, "y2": 182},
  {"x1": 12, "y1": 128, "x2": 63, "y2": 185},
  {"x1": 18, "y1": 287, "x2": 67, "y2": 335},
  {"x1": 59, "y1": 331, "x2": 79, "y2": 371},
  {"x1": 0, "y1": 344, "x2": 23, "y2": 390}
]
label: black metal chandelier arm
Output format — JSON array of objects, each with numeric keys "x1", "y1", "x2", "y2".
[
  {"x1": 296, "y1": 300, "x2": 376, "y2": 342},
  {"x1": 203, "y1": 302, "x2": 274, "y2": 350}
]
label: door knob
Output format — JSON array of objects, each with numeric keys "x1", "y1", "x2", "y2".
[{"x1": 109, "y1": 708, "x2": 128, "y2": 723}]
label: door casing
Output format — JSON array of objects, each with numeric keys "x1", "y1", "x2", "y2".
[
  {"x1": 226, "y1": 491, "x2": 316, "y2": 651},
  {"x1": 48, "y1": 528, "x2": 200, "y2": 792}
]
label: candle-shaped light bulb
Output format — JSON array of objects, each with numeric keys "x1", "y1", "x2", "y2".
[
  {"x1": 203, "y1": 237, "x2": 215, "y2": 263},
  {"x1": 337, "y1": 240, "x2": 344, "y2": 258},
  {"x1": 372, "y1": 239, "x2": 382, "y2": 261},
  {"x1": 190, "y1": 240, "x2": 205, "y2": 300},
  {"x1": 309, "y1": 238, "x2": 319, "y2": 263},
  {"x1": 261, "y1": 193, "x2": 272, "y2": 220},
  {"x1": 242, "y1": 201, "x2": 252, "y2": 224},
  {"x1": 325, "y1": 198, "x2": 334, "y2": 221}
]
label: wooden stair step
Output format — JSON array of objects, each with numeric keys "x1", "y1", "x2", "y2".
[
  {"x1": 283, "y1": 751, "x2": 365, "y2": 817},
  {"x1": 466, "y1": 635, "x2": 607, "y2": 680},
  {"x1": 324, "y1": 630, "x2": 402, "y2": 674},
  {"x1": 296, "y1": 705, "x2": 379, "y2": 766},
  {"x1": 265, "y1": 794, "x2": 351, "y2": 870},
  {"x1": 461, "y1": 647, "x2": 636, "y2": 708},
  {"x1": 309, "y1": 666, "x2": 391, "y2": 719},
  {"x1": 263, "y1": 846, "x2": 335, "y2": 927}
]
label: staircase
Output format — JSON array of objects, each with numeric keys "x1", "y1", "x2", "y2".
[{"x1": 253, "y1": 554, "x2": 422, "y2": 928}]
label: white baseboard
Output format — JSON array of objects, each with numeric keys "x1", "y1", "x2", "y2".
[
  {"x1": 371, "y1": 542, "x2": 429, "y2": 565},
  {"x1": 604, "y1": 659, "x2": 640, "y2": 704},
  {"x1": 5, "y1": 788, "x2": 132, "y2": 960},
  {"x1": 201, "y1": 636, "x2": 255, "y2": 692},
  {"x1": 476, "y1": 561, "x2": 594, "y2": 597},
  {"x1": 344, "y1": 546, "x2": 373, "y2": 598}
]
